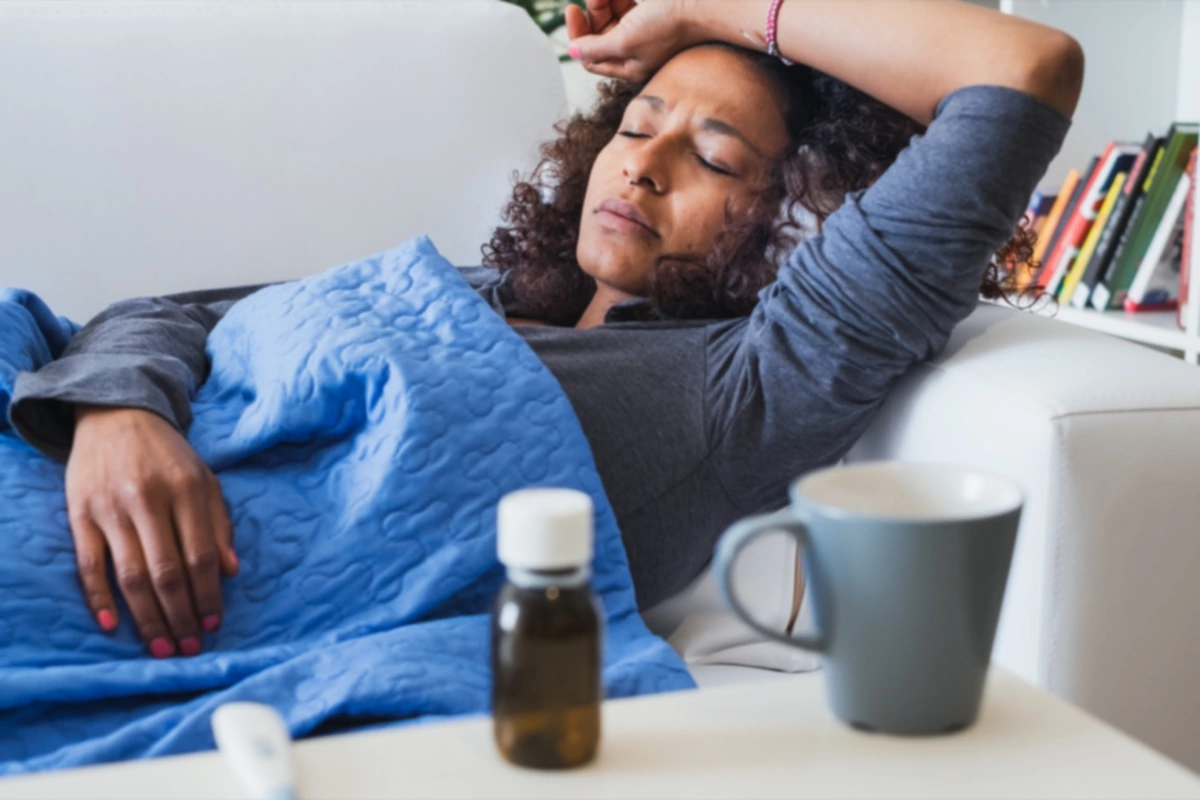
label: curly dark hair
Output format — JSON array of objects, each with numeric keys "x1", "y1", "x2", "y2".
[{"x1": 482, "y1": 43, "x2": 1037, "y2": 326}]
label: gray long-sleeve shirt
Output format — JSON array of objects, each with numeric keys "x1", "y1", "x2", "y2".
[{"x1": 9, "y1": 86, "x2": 1070, "y2": 608}]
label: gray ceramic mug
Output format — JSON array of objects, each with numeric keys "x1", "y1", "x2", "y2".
[{"x1": 714, "y1": 461, "x2": 1023, "y2": 735}]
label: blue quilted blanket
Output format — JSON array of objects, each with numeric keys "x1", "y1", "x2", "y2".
[{"x1": 0, "y1": 237, "x2": 694, "y2": 775}]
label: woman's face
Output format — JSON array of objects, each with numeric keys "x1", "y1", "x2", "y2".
[{"x1": 577, "y1": 46, "x2": 791, "y2": 299}]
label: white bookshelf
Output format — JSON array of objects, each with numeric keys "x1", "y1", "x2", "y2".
[
  {"x1": 1029, "y1": 305, "x2": 1200, "y2": 364},
  {"x1": 1001, "y1": 0, "x2": 1200, "y2": 365}
]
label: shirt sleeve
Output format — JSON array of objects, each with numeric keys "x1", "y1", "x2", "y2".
[
  {"x1": 707, "y1": 85, "x2": 1071, "y2": 511},
  {"x1": 6, "y1": 266, "x2": 503, "y2": 462},
  {"x1": 7, "y1": 286, "x2": 263, "y2": 461}
]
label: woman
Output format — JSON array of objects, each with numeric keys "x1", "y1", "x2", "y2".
[{"x1": 9, "y1": 0, "x2": 1082, "y2": 658}]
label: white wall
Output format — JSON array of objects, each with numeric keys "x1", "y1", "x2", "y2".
[
  {"x1": 561, "y1": 60, "x2": 604, "y2": 116},
  {"x1": 1003, "y1": 0, "x2": 1184, "y2": 191},
  {"x1": 1179, "y1": 0, "x2": 1200, "y2": 121}
]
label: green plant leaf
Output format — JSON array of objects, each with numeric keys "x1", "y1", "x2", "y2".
[
  {"x1": 539, "y1": 12, "x2": 566, "y2": 34},
  {"x1": 501, "y1": 0, "x2": 586, "y2": 34}
]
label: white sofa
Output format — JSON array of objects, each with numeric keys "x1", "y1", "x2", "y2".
[{"x1": 3, "y1": 0, "x2": 1199, "y2": 774}]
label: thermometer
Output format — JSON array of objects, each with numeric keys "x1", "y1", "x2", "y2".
[{"x1": 211, "y1": 702, "x2": 298, "y2": 800}]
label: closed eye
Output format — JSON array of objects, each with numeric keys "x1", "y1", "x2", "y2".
[
  {"x1": 624, "y1": 131, "x2": 734, "y2": 177},
  {"x1": 620, "y1": 131, "x2": 736, "y2": 177},
  {"x1": 696, "y1": 156, "x2": 734, "y2": 177}
]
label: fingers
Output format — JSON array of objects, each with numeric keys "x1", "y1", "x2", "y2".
[
  {"x1": 70, "y1": 513, "x2": 119, "y2": 633},
  {"x1": 128, "y1": 493, "x2": 202, "y2": 655},
  {"x1": 65, "y1": 406, "x2": 232, "y2": 659},
  {"x1": 208, "y1": 474, "x2": 239, "y2": 579},
  {"x1": 611, "y1": 0, "x2": 637, "y2": 20},
  {"x1": 72, "y1": 471, "x2": 234, "y2": 655},
  {"x1": 582, "y1": 57, "x2": 639, "y2": 82},
  {"x1": 585, "y1": 0, "x2": 613, "y2": 32},
  {"x1": 570, "y1": 31, "x2": 626, "y2": 65},
  {"x1": 104, "y1": 512, "x2": 175, "y2": 658},
  {"x1": 173, "y1": 483, "x2": 223, "y2": 638},
  {"x1": 564, "y1": 4, "x2": 589, "y2": 40}
]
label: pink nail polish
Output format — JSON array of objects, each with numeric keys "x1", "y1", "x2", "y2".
[
  {"x1": 229, "y1": 550, "x2": 240, "y2": 572},
  {"x1": 179, "y1": 637, "x2": 201, "y2": 657},
  {"x1": 97, "y1": 610, "x2": 117, "y2": 631},
  {"x1": 149, "y1": 638, "x2": 174, "y2": 659},
  {"x1": 567, "y1": 44, "x2": 581, "y2": 60},
  {"x1": 202, "y1": 615, "x2": 221, "y2": 633}
]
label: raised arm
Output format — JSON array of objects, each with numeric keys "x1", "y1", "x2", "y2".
[
  {"x1": 693, "y1": 0, "x2": 1082, "y2": 122},
  {"x1": 711, "y1": 84, "x2": 1073, "y2": 510},
  {"x1": 568, "y1": 0, "x2": 1083, "y2": 120},
  {"x1": 697, "y1": 3, "x2": 1080, "y2": 508},
  {"x1": 568, "y1": 1, "x2": 1081, "y2": 512}
]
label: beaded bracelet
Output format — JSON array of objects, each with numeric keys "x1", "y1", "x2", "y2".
[{"x1": 765, "y1": 0, "x2": 795, "y2": 66}]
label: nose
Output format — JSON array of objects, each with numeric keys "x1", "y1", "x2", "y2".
[{"x1": 623, "y1": 137, "x2": 668, "y2": 194}]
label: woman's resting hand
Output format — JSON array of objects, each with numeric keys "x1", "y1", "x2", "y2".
[{"x1": 67, "y1": 406, "x2": 239, "y2": 657}]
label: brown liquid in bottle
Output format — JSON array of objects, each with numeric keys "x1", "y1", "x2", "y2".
[{"x1": 491, "y1": 574, "x2": 601, "y2": 769}]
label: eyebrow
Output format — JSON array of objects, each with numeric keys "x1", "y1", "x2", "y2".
[{"x1": 635, "y1": 94, "x2": 766, "y2": 158}]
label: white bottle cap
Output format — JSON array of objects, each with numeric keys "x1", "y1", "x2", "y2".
[{"x1": 497, "y1": 488, "x2": 594, "y2": 570}]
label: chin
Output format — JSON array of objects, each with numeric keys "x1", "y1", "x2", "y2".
[{"x1": 577, "y1": 233, "x2": 654, "y2": 296}]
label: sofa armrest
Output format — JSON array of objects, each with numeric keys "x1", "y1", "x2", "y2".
[{"x1": 848, "y1": 303, "x2": 1200, "y2": 771}]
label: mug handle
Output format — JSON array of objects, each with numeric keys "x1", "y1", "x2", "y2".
[{"x1": 714, "y1": 508, "x2": 828, "y2": 652}]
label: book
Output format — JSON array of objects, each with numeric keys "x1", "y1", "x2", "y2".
[
  {"x1": 1061, "y1": 172, "x2": 1127, "y2": 305},
  {"x1": 1091, "y1": 144, "x2": 1166, "y2": 310},
  {"x1": 1024, "y1": 171, "x2": 1080, "y2": 290},
  {"x1": 1124, "y1": 171, "x2": 1191, "y2": 310},
  {"x1": 1180, "y1": 147, "x2": 1199, "y2": 329},
  {"x1": 1032, "y1": 215, "x2": 1051, "y2": 237},
  {"x1": 1098, "y1": 123, "x2": 1200, "y2": 309},
  {"x1": 1028, "y1": 190, "x2": 1059, "y2": 226},
  {"x1": 1033, "y1": 161, "x2": 1094, "y2": 287},
  {"x1": 1015, "y1": 190, "x2": 1059, "y2": 287},
  {"x1": 1043, "y1": 142, "x2": 1139, "y2": 298},
  {"x1": 1038, "y1": 156, "x2": 1099, "y2": 290},
  {"x1": 1071, "y1": 133, "x2": 1161, "y2": 309}
]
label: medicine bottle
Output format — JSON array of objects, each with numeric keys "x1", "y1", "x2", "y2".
[{"x1": 491, "y1": 488, "x2": 601, "y2": 770}]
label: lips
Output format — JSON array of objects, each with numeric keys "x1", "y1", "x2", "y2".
[{"x1": 596, "y1": 198, "x2": 658, "y2": 237}]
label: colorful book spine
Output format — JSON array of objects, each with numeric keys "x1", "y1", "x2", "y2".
[
  {"x1": 1033, "y1": 163, "x2": 1092, "y2": 287},
  {"x1": 1028, "y1": 191, "x2": 1058, "y2": 224},
  {"x1": 1178, "y1": 148, "x2": 1198, "y2": 329},
  {"x1": 1043, "y1": 143, "x2": 1138, "y2": 298},
  {"x1": 1124, "y1": 172, "x2": 1190, "y2": 311},
  {"x1": 1041, "y1": 153, "x2": 1108, "y2": 293},
  {"x1": 1099, "y1": 124, "x2": 1200, "y2": 309},
  {"x1": 1091, "y1": 146, "x2": 1164, "y2": 310},
  {"x1": 1072, "y1": 133, "x2": 1160, "y2": 309},
  {"x1": 1015, "y1": 191, "x2": 1058, "y2": 288},
  {"x1": 1025, "y1": 171, "x2": 1080, "y2": 290},
  {"x1": 1061, "y1": 172, "x2": 1127, "y2": 305}
]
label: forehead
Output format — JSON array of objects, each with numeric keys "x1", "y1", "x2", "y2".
[{"x1": 638, "y1": 47, "x2": 789, "y2": 152}]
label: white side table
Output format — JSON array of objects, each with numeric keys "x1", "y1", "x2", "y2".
[{"x1": 2, "y1": 669, "x2": 1197, "y2": 799}]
